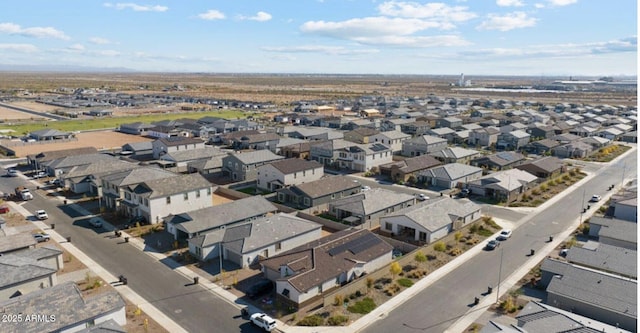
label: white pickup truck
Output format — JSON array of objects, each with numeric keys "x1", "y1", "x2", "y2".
[{"x1": 250, "y1": 313, "x2": 276, "y2": 332}]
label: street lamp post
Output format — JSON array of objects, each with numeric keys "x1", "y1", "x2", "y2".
[
  {"x1": 496, "y1": 247, "x2": 504, "y2": 303},
  {"x1": 579, "y1": 189, "x2": 586, "y2": 224}
]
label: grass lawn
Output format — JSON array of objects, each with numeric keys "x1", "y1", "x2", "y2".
[{"x1": 0, "y1": 109, "x2": 247, "y2": 135}]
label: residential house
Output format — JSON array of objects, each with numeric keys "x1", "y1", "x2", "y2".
[
  {"x1": 189, "y1": 213, "x2": 322, "y2": 265},
  {"x1": 151, "y1": 137, "x2": 205, "y2": 159},
  {"x1": 550, "y1": 133, "x2": 581, "y2": 144},
  {"x1": 497, "y1": 130, "x2": 530, "y2": 150},
  {"x1": 43, "y1": 153, "x2": 117, "y2": 179},
  {"x1": 570, "y1": 125, "x2": 599, "y2": 137},
  {"x1": 146, "y1": 125, "x2": 189, "y2": 138},
  {"x1": 379, "y1": 155, "x2": 442, "y2": 183},
  {"x1": 328, "y1": 188, "x2": 415, "y2": 228},
  {"x1": 553, "y1": 141, "x2": 594, "y2": 158},
  {"x1": 565, "y1": 243, "x2": 636, "y2": 279},
  {"x1": 581, "y1": 136, "x2": 611, "y2": 149},
  {"x1": 284, "y1": 126, "x2": 344, "y2": 141},
  {"x1": 540, "y1": 259, "x2": 636, "y2": 331},
  {"x1": 28, "y1": 129, "x2": 74, "y2": 141},
  {"x1": 401, "y1": 135, "x2": 448, "y2": 157},
  {"x1": 0, "y1": 281, "x2": 126, "y2": 333},
  {"x1": 273, "y1": 137, "x2": 307, "y2": 155},
  {"x1": 279, "y1": 141, "x2": 312, "y2": 159},
  {"x1": 515, "y1": 156, "x2": 565, "y2": 178},
  {"x1": 552, "y1": 120, "x2": 576, "y2": 134},
  {"x1": 467, "y1": 169, "x2": 538, "y2": 203},
  {"x1": 620, "y1": 131, "x2": 637, "y2": 143},
  {"x1": 598, "y1": 127, "x2": 624, "y2": 141},
  {"x1": 588, "y1": 217, "x2": 636, "y2": 250},
  {"x1": 260, "y1": 228, "x2": 393, "y2": 307},
  {"x1": 231, "y1": 133, "x2": 281, "y2": 151},
  {"x1": 101, "y1": 167, "x2": 176, "y2": 215},
  {"x1": 158, "y1": 147, "x2": 226, "y2": 172},
  {"x1": 118, "y1": 122, "x2": 156, "y2": 135},
  {"x1": 452, "y1": 130, "x2": 470, "y2": 145},
  {"x1": 470, "y1": 152, "x2": 525, "y2": 171},
  {"x1": 165, "y1": 196, "x2": 277, "y2": 241},
  {"x1": 515, "y1": 301, "x2": 633, "y2": 333},
  {"x1": 0, "y1": 232, "x2": 36, "y2": 254},
  {"x1": 27, "y1": 146, "x2": 98, "y2": 170},
  {"x1": 222, "y1": 150, "x2": 285, "y2": 181},
  {"x1": 186, "y1": 155, "x2": 225, "y2": 176},
  {"x1": 528, "y1": 124, "x2": 556, "y2": 139},
  {"x1": 429, "y1": 147, "x2": 479, "y2": 164},
  {"x1": 309, "y1": 139, "x2": 353, "y2": 168},
  {"x1": 343, "y1": 127, "x2": 381, "y2": 144},
  {"x1": 276, "y1": 176, "x2": 362, "y2": 209},
  {"x1": 436, "y1": 117, "x2": 463, "y2": 129},
  {"x1": 417, "y1": 163, "x2": 483, "y2": 189},
  {"x1": 380, "y1": 197, "x2": 481, "y2": 244},
  {"x1": 426, "y1": 127, "x2": 456, "y2": 143},
  {"x1": 63, "y1": 159, "x2": 138, "y2": 195},
  {"x1": 381, "y1": 118, "x2": 415, "y2": 132},
  {"x1": 524, "y1": 138, "x2": 561, "y2": 155},
  {"x1": 216, "y1": 130, "x2": 261, "y2": 145},
  {"x1": 370, "y1": 130, "x2": 411, "y2": 153},
  {"x1": 0, "y1": 253, "x2": 58, "y2": 299},
  {"x1": 120, "y1": 141, "x2": 153, "y2": 160},
  {"x1": 123, "y1": 173, "x2": 214, "y2": 224},
  {"x1": 399, "y1": 121, "x2": 431, "y2": 136},
  {"x1": 334, "y1": 142, "x2": 393, "y2": 172},
  {"x1": 257, "y1": 159, "x2": 324, "y2": 191},
  {"x1": 611, "y1": 196, "x2": 637, "y2": 222},
  {"x1": 468, "y1": 127, "x2": 500, "y2": 147}
]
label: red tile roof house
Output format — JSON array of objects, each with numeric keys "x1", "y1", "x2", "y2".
[{"x1": 260, "y1": 228, "x2": 393, "y2": 308}]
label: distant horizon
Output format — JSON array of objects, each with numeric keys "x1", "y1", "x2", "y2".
[{"x1": 0, "y1": 2, "x2": 635, "y2": 76}]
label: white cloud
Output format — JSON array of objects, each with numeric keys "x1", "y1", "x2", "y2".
[
  {"x1": 354, "y1": 34, "x2": 471, "y2": 47},
  {"x1": 89, "y1": 37, "x2": 112, "y2": 45},
  {"x1": 496, "y1": 0, "x2": 525, "y2": 7},
  {"x1": 95, "y1": 50, "x2": 121, "y2": 57},
  {"x1": 198, "y1": 10, "x2": 225, "y2": 20},
  {"x1": 534, "y1": 3, "x2": 545, "y2": 8},
  {"x1": 67, "y1": 44, "x2": 85, "y2": 51},
  {"x1": 301, "y1": 17, "x2": 450, "y2": 39},
  {"x1": 547, "y1": 0, "x2": 577, "y2": 6},
  {"x1": 239, "y1": 11, "x2": 272, "y2": 22},
  {"x1": 262, "y1": 45, "x2": 379, "y2": 56},
  {"x1": 476, "y1": 12, "x2": 537, "y2": 31},
  {"x1": 0, "y1": 43, "x2": 38, "y2": 53},
  {"x1": 103, "y1": 2, "x2": 168, "y2": 12},
  {"x1": 377, "y1": 1, "x2": 477, "y2": 21},
  {"x1": 0, "y1": 22, "x2": 70, "y2": 40}
]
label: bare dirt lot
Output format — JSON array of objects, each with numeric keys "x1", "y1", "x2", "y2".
[{"x1": 4, "y1": 131, "x2": 152, "y2": 157}]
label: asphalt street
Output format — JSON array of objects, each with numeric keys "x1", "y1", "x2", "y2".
[{"x1": 360, "y1": 151, "x2": 637, "y2": 333}]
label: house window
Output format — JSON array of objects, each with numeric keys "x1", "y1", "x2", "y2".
[
  {"x1": 207, "y1": 188, "x2": 212, "y2": 195},
  {"x1": 276, "y1": 242, "x2": 282, "y2": 250},
  {"x1": 125, "y1": 193, "x2": 131, "y2": 200},
  {"x1": 144, "y1": 199, "x2": 149, "y2": 206},
  {"x1": 282, "y1": 288, "x2": 290, "y2": 298},
  {"x1": 303, "y1": 197, "x2": 310, "y2": 206},
  {"x1": 385, "y1": 222, "x2": 393, "y2": 231},
  {"x1": 294, "y1": 173, "x2": 297, "y2": 179},
  {"x1": 195, "y1": 247, "x2": 202, "y2": 257},
  {"x1": 184, "y1": 193, "x2": 189, "y2": 201},
  {"x1": 196, "y1": 190, "x2": 200, "y2": 198},
  {"x1": 166, "y1": 197, "x2": 171, "y2": 204}
]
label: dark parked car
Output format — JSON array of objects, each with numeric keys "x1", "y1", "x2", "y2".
[{"x1": 246, "y1": 279, "x2": 274, "y2": 299}]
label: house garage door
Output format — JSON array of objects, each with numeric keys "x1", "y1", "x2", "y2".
[{"x1": 226, "y1": 250, "x2": 243, "y2": 267}]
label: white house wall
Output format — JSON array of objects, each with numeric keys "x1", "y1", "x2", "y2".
[
  {"x1": 61, "y1": 307, "x2": 126, "y2": 333},
  {"x1": 136, "y1": 187, "x2": 213, "y2": 224},
  {"x1": 0, "y1": 275, "x2": 55, "y2": 300},
  {"x1": 237, "y1": 228, "x2": 322, "y2": 268}
]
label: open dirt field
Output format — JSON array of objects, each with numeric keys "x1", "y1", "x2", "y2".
[
  {"x1": 0, "y1": 105, "x2": 50, "y2": 120},
  {"x1": 5, "y1": 131, "x2": 152, "y2": 157}
]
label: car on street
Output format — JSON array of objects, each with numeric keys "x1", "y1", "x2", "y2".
[
  {"x1": 246, "y1": 279, "x2": 274, "y2": 299},
  {"x1": 7, "y1": 168, "x2": 18, "y2": 177},
  {"x1": 486, "y1": 239, "x2": 501, "y2": 250},
  {"x1": 497, "y1": 229, "x2": 512, "y2": 241},
  {"x1": 33, "y1": 171, "x2": 47, "y2": 179},
  {"x1": 361, "y1": 185, "x2": 371, "y2": 191},
  {"x1": 89, "y1": 217, "x2": 104, "y2": 228},
  {"x1": 249, "y1": 312, "x2": 276, "y2": 332},
  {"x1": 416, "y1": 193, "x2": 429, "y2": 201},
  {"x1": 35, "y1": 210, "x2": 49, "y2": 220},
  {"x1": 590, "y1": 194, "x2": 602, "y2": 202},
  {"x1": 458, "y1": 188, "x2": 471, "y2": 198},
  {"x1": 33, "y1": 233, "x2": 51, "y2": 242}
]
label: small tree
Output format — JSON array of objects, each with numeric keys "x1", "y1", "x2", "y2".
[
  {"x1": 414, "y1": 250, "x2": 427, "y2": 267},
  {"x1": 433, "y1": 241, "x2": 446, "y2": 252},
  {"x1": 454, "y1": 231, "x2": 463, "y2": 242},
  {"x1": 389, "y1": 262, "x2": 402, "y2": 280}
]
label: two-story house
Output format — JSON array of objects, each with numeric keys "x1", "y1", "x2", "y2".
[
  {"x1": 328, "y1": 188, "x2": 416, "y2": 228},
  {"x1": 468, "y1": 126, "x2": 500, "y2": 147},
  {"x1": 276, "y1": 175, "x2": 362, "y2": 209},
  {"x1": 343, "y1": 127, "x2": 381, "y2": 144},
  {"x1": 101, "y1": 167, "x2": 176, "y2": 217},
  {"x1": 335, "y1": 143, "x2": 393, "y2": 172},
  {"x1": 401, "y1": 135, "x2": 448, "y2": 157},
  {"x1": 399, "y1": 121, "x2": 431, "y2": 136},
  {"x1": 123, "y1": 173, "x2": 214, "y2": 224},
  {"x1": 428, "y1": 147, "x2": 480, "y2": 164},
  {"x1": 152, "y1": 137, "x2": 206, "y2": 159},
  {"x1": 497, "y1": 130, "x2": 531, "y2": 150},
  {"x1": 222, "y1": 150, "x2": 285, "y2": 181},
  {"x1": 256, "y1": 159, "x2": 324, "y2": 192}
]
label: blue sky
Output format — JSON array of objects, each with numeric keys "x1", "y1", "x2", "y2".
[{"x1": 0, "y1": 1, "x2": 636, "y2": 76}]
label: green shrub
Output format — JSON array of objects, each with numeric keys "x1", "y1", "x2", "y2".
[
  {"x1": 334, "y1": 294, "x2": 344, "y2": 306},
  {"x1": 347, "y1": 297, "x2": 377, "y2": 314},
  {"x1": 297, "y1": 315, "x2": 324, "y2": 326},
  {"x1": 327, "y1": 315, "x2": 349, "y2": 326},
  {"x1": 433, "y1": 241, "x2": 446, "y2": 252},
  {"x1": 397, "y1": 278, "x2": 414, "y2": 288}
]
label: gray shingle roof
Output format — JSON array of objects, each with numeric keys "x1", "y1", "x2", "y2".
[
  {"x1": 46, "y1": 153, "x2": 117, "y2": 170},
  {"x1": 546, "y1": 264, "x2": 637, "y2": 318},
  {"x1": 566, "y1": 243, "x2": 636, "y2": 278},
  {"x1": 266, "y1": 158, "x2": 323, "y2": 175},
  {"x1": 0, "y1": 254, "x2": 56, "y2": 288},
  {"x1": 229, "y1": 150, "x2": 285, "y2": 165},
  {"x1": 382, "y1": 197, "x2": 480, "y2": 232},
  {"x1": 162, "y1": 147, "x2": 226, "y2": 162},
  {"x1": 133, "y1": 173, "x2": 212, "y2": 199},
  {"x1": 589, "y1": 217, "x2": 637, "y2": 244},
  {"x1": 330, "y1": 188, "x2": 415, "y2": 216},
  {"x1": 223, "y1": 213, "x2": 321, "y2": 254},
  {"x1": 418, "y1": 163, "x2": 483, "y2": 181},
  {"x1": 102, "y1": 167, "x2": 175, "y2": 187},
  {"x1": 0, "y1": 232, "x2": 36, "y2": 254},
  {"x1": 169, "y1": 196, "x2": 277, "y2": 235},
  {"x1": 429, "y1": 147, "x2": 479, "y2": 159},
  {"x1": 0, "y1": 281, "x2": 125, "y2": 333},
  {"x1": 288, "y1": 176, "x2": 361, "y2": 199},
  {"x1": 516, "y1": 301, "x2": 628, "y2": 333}
]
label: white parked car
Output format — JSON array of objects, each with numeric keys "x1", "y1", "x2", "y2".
[
  {"x1": 89, "y1": 217, "x2": 104, "y2": 228},
  {"x1": 590, "y1": 194, "x2": 602, "y2": 202},
  {"x1": 250, "y1": 313, "x2": 276, "y2": 332},
  {"x1": 7, "y1": 168, "x2": 18, "y2": 177},
  {"x1": 361, "y1": 186, "x2": 371, "y2": 191},
  {"x1": 35, "y1": 210, "x2": 49, "y2": 220},
  {"x1": 497, "y1": 229, "x2": 512, "y2": 240},
  {"x1": 416, "y1": 193, "x2": 429, "y2": 201},
  {"x1": 33, "y1": 233, "x2": 51, "y2": 242}
]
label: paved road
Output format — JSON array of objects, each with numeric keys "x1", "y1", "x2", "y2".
[
  {"x1": 361, "y1": 151, "x2": 637, "y2": 333},
  {"x1": 0, "y1": 176, "x2": 265, "y2": 333},
  {"x1": 0, "y1": 102, "x2": 68, "y2": 120}
]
